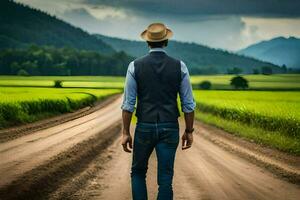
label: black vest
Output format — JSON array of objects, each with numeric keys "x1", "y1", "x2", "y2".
[{"x1": 134, "y1": 51, "x2": 181, "y2": 123}]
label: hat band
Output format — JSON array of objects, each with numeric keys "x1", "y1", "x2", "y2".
[{"x1": 147, "y1": 29, "x2": 167, "y2": 40}]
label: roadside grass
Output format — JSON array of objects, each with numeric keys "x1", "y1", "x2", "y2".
[
  {"x1": 196, "y1": 112, "x2": 300, "y2": 155},
  {"x1": 193, "y1": 90, "x2": 300, "y2": 155},
  {"x1": 194, "y1": 90, "x2": 300, "y2": 137},
  {"x1": 196, "y1": 102, "x2": 299, "y2": 138},
  {"x1": 0, "y1": 87, "x2": 122, "y2": 128}
]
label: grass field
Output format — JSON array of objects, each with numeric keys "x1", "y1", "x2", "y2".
[
  {"x1": 191, "y1": 74, "x2": 300, "y2": 90},
  {"x1": 1, "y1": 74, "x2": 300, "y2": 90},
  {"x1": 1, "y1": 74, "x2": 299, "y2": 154},
  {"x1": 194, "y1": 90, "x2": 300, "y2": 154},
  {"x1": 0, "y1": 76, "x2": 124, "y2": 88},
  {"x1": 0, "y1": 87, "x2": 121, "y2": 128}
]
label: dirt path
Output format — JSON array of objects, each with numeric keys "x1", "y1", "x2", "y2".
[
  {"x1": 72, "y1": 123, "x2": 300, "y2": 200},
  {"x1": 0, "y1": 96, "x2": 122, "y2": 188},
  {"x1": 0, "y1": 96, "x2": 299, "y2": 200}
]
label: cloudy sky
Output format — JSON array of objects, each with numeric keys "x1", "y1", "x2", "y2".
[{"x1": 16, "y1": 0, "x2": 300, "y2": 51}]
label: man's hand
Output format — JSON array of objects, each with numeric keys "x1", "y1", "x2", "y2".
[
  {"x1": 181, "y1": 131, "x2": 193, "y2": 150},
  {"x1": 122, "y1": 130, "x2": 133, "y2": 153},
  {"x1": 182, "y1": 111, "x2": 194, "y2": 150},
  {"x1": 122, "y1": 110, "x2": 133, "y2": 153}
]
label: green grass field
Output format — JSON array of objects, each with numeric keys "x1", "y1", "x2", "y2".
[
  {"x1": 1, "y1": 74, "x2": 300, "y2": 154},
  {"x1": 194, "y1": 90, "x2": 300, "y2": 154},
  {"x1": 0, "y1": 87, "x2": 121, "y2": 128},
  {"x1": 191, "y1": 74, "x2": 300, "y2": 90},
  {"x1": 0, "y1": 76, "x2": 125, "y2": 88},
  {"x1": 1, "y1": 74, "x2": 300, "y2": 90}
]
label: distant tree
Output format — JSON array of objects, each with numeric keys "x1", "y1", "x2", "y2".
[
  {"x1": 192, "y1": 66, "x2": 219, "y2": 75},
  {"x1": 287, "y1": 68, "x2": 300, "y2": 74},
  {"x1": 230, "y1": 76, "x2": 249, "y2": 89},
  {"x1": 227, "y1": 67, "x2": 243, "y2": 75},
  {"x1": 252, "y1": 68, "x2": 260, "y2": 74},
  {"x1": 54, "y1": 80, "x2": 63, "y2": 88},
  {"x1": 10, "y1": 62, "x2": 21, "y2": 74},
  {"x1": 0, "y1": 45, "x2": 133, "y2": 76},
  {"x1": 261, "y1": 66, "x2": 273, "y2": 75},
  {"x1": 199, "y1": 81, "x2": 212, "y2": 90},
  {"x1": 21, "y1": 61, "x2": 39, "y2": 75},
  {"x1": 17, "y1": 69, "x2": 29, "y2": 76},
  {"x1": 281, "y1": 64, "x2": 287, "y2": 73}
]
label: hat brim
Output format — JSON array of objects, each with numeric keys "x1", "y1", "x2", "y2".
[{"x1": 140, "y1": 28, "x2": 173, "y2": 42}]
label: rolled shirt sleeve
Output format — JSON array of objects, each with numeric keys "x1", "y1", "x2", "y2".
[
  {"x1": 179, "y1": 61, "x2": 196, "y2": 113},
  {"x1": 121, "y1": 61, "x2": 137, "y2": 113}
]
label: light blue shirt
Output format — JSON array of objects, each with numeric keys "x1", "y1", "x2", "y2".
[{"x1": 121, "y1": 48, "x2": 196, "y2": 113}]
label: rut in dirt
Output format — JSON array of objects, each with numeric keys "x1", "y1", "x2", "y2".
[
  {"x1": 1, "y1": 96, "x2": 299, "y2": 200},
  {"x1": 0, "y1": 97, "x2": 122, "y2": 187},
  {"x1": 56, "y1": 122, "x2": 300, "y2": 200}
]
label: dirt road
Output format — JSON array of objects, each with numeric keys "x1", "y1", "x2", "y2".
[
  {"x1": 0, "y1": 96, "x2": 299, "y2": 200},
  {"x1": 70, "y1": 123, "x2": 300, "y2": 200},
  {"x1": 0, "y1": 96, "x2": 122, "y2": 188}
]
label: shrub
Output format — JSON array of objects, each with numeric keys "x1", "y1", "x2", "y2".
[
  {"x1": 253, "y1": 69, "x2": 260, "y2": 74},
  {"x1": 261, "y1": 66, "x2": 273, "y2": 75},
  {"x1": 54, "y1": 80, "x2": 63, "y2": 88},
  {"x1": 198, "y1": 81, "x2": 212, "y2": 90},
  {"x1": 230, "y1": 76, "x2": 249, "y2": 89}
]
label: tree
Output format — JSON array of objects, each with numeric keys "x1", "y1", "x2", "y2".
[
  {"x1": 198, "y1": 81, "x2": 212, "y2": 90},
  {"x1": 227, "y1": 67, "x2": 243, "y2": 75},
  {"x1": 54, "y1": 80, "x2": 63, "y2": 88},
  {"x1": 261, "y1": 66, "x2": 273, "y2": 75},
  {"x1": 191, "y1": 66, "x2": 219, "y2": 75},
  {"x1": 230, "y1": 76, "x2": 249, "y2": 89},
  {"x1": 281, "y1": 64, "x2": 287, "y2": 73},
  {"x1": 17, "y1": 69, "x2": 29, "y2": 76},
  {"x1": 21, "y1": 61, "x2": 39, "y2": 75},
  {"x1": 253, "y1": 69, "x2": 260, "y2": 74},
  {"x1": 10, "y1": 62, "x2": 21, "y2": 74},
  {"x1": 0, "y1": 45, "x2": 132, "y2": 76}
]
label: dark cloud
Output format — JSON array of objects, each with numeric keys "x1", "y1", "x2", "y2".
[
  {"x1": 84, "y1": 0, "x2": 300, "y2": 17},
  {"x1": 60, "y1": 7, "x2": 251, "y2": 50},
  {"x1": 63, "y1": 8, "x2": 101, "y2": 33},
  {"x1": 15, "y1": 0, "x2": 300, "y2": 50}
]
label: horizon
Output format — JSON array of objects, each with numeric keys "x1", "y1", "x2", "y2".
[
  {"x1": 97, "y1": 33, "x2": 300, "y2": 52},
  {"x1": 14, "y1": 0, "x2": 300, "y2": 51}
]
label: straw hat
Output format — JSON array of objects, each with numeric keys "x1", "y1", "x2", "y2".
[{"x1": 140, "y1": 23, "x2": 173, "y2": 42}]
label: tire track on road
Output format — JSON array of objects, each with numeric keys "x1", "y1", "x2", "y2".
[
  {"x1": 71, "y1": 121, "x2": 300, "y2": 200},
  {"x1": 0, "y1": 97, "x2": 122, "y2": 188}
]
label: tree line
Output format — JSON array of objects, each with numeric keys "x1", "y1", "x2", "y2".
[{"x1": 0, "y1": 45, "x2": 133, "y2": 76}]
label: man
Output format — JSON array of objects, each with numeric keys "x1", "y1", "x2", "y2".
[{"x1": 121, "y1": 22, "x2": 196, "y2": 200}]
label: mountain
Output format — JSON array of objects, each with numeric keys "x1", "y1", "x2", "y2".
[
  {"x1": 0, "y1": 0, "x2": 115, "y2": 55},
  {"x1": 238, "y1": 37, "x2": 300, "y2": 69},
  {"x1": 0, "y1": 0, "x2": 283, "y2": 75},
  {"x1": 96, "y1": 34, "x2": 283, "y2": 74},
  {"x1": 0, "y1": 0, "x2": 134, "y2": 76}
]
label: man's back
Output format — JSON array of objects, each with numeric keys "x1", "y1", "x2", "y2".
[{"x1": 134, "y1": 51, "x2": 181, "y2": 123}]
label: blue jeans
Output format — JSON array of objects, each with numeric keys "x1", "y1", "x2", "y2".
[{"x1": 131, "y1": 122, "x2": 179, "y2": 200}]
